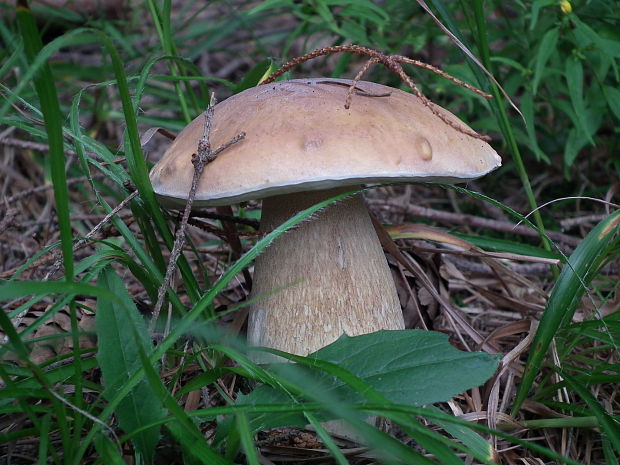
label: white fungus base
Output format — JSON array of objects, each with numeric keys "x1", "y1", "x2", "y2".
[{"x1": 248, "y1": 187, "x2": 405, "y2": 362}]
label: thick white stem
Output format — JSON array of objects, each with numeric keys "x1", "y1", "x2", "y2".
[{"x1": 248, "y1": 187, "x2": 404, "y2": 360}]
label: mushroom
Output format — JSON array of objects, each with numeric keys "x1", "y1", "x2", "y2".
[{"x1": 150, "y1": 78, "x2": 501, "y2": 361}]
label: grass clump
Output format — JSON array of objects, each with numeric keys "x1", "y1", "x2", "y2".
[{"x1": 1, "y1": 1, "x2": 618, "y2": 464}]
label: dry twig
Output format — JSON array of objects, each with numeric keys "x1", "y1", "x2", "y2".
[
  {"x1": 150, "y1": 94, "x2": 245, "y2": 330},
  {"x1": 262, "y1": 44, "x2": 492, "y2": 141}
]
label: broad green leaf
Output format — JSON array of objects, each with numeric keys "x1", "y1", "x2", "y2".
[
  {"x1": 604, "y1": 85, "x2": 620, "y2": 120},
  {"x1": 261, "y1": 343, "x2": 483, "y2": 464},
  {"x1": 239, "y1": 352, "x2": 462, "y2": 464},
  {"x1": 532, "y1": 27, "x2": 559, "y2": 94},
  {"x1": 240, "y1": 329, "x2": 498, "y2": 431},
  {"x1": 310, "y1": 330, "x2": 498, "y2": 406},
  {"x1": 564, "y1": 127, "x2": 589, "y2": 168},
  {"x1": 565, "y1": 56, "x2": 594, "y2": 145},
  {"x1": 520, "y1": 91, "x2": 550, "y2": 163},
  {"x1": 529, "y1": 0, "x2": 557, "y2": 31},
  {"x1": 234, "y1": 58, "x2": 275, "y2": 94},
  {"x1": 96, "y1": 267, "x2": 165, "y2": 464}
]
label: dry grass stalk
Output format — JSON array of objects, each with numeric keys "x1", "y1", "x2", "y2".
[
  {"x1": 262, "y1": 44, "x2": 493, "y2": 141},
  {"x1": 150, "y1": 94, "x2": 245, "y2": 330}
]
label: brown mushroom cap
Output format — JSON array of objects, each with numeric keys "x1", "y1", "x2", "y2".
[{"x1": 150, "y1": 78, "x2": 501, "y2": 207}]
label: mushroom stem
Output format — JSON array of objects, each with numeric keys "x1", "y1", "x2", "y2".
[{"x1": 248, "y1": 186, "x2": 404, "y2": 361}]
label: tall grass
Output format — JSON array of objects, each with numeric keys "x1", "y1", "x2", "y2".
[{"x1": 0, "y1": 1, "x2": 618, "y2": 464}]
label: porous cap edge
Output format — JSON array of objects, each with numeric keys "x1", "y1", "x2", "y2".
[{"x1": 150, "y1": 78, "x2": 501, "y2": 208}]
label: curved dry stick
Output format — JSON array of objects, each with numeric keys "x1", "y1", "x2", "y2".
[
  {"x1": 388, "y1": 60, "x2": 491, "y2": 141},
  {"x1": 395, "y1": 56, "x2": 492, "y2": 99},
  {"x1": 262, "y1": 45, "x2": 382, "y2": 84},
  {"x1": 345, "y1": 56, "x2": 380, "y2": 109},
  {"x1": 262, "y1": 45, "x2": 492, "y2": 141}
]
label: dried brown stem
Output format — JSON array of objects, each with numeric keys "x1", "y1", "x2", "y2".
[
  {"x1": 345, "y1": 57, "x2": 380, "y2": 109},
  {"x1": 395, "y1": 55, "x2": 492, "y2": 98},
  {"x1": 261, "y1": 44, "x2": 492, "y2": 141},
  {"x1": 0, "y1": 206, "x2": 17, "y2": 235},
  {"x1": 150, "y1": 95, "x2": 245, "y2": 330},
  {"x1": 2, "y1": 175, "x2": 106, "y2": 204},
  {"x1": 44, "y1": 191, "x2": 139, "y2": 281}
]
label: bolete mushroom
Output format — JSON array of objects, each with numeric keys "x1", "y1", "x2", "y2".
[{"x1": 150, "y1": 78, "x2": 501, "y2": 361}]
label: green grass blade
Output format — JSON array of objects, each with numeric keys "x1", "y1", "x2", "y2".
[
  {"x1": 16, "y1": 2, "x2": 73, "y2": 280},
  {"x1": 469, "y1": 0, "x2": 553, "y2": 258},
  {"x1": 0, "y1": 28, "x2": 97, "y2": 119},
  {"x1": 236, "y1": 412, "x2": 260, "y2": 465},
  {"x1": 0, "y1": 281, "x2": 118, "y2": 306},
  {"x1": 151, "y1": 0, "x2": 187, "y2": 118},
  {"x1": 96, "y1": 267, "x2": 166, "y2": 463},
  {"x1": 304, "y1": 412, "x2": 351, "y2": 465},
  {"x1": 512, "y1": 210, "x2": 620, "y2": 412},
  {"x1": 37, "y1": 414, "x2": 51, "y2": 464},
  {"x1": 559, "y1": 369, "x2": 620, "y2": 455}
]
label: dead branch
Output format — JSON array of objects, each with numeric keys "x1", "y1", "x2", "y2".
[{"x1": 262, "y1": 44, "x2": 492, "y2": 141}]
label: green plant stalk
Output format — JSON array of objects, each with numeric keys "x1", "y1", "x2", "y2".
[
  {"x1": 516, "y1": 416, "x2": 620, "y2": 430},
  {"x1": 559, "y1": 369, "x2": 620, "y2": 455},
  {"x1": 16, "y1": 2, "x2": 73, "y2": 280},
  {"x1": 146, "y1": 0, "x2": 191, "y2": 122},
  {"x1": 470, "y1": 0, "x2": 554, "y2": 259},
  {"x1": 304, "y1": 412, "x2": 350, "y2": 465},
  {"x1": 236, "y1": 413, "x2": 261, "y2": 465},
  {"x1": 16, "y1": 9, "x2": 85, "y2": 459}
]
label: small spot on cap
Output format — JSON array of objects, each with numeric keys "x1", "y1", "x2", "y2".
[{"x1": 419, "y1": 137, "x2": 433, "y2": 161}]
